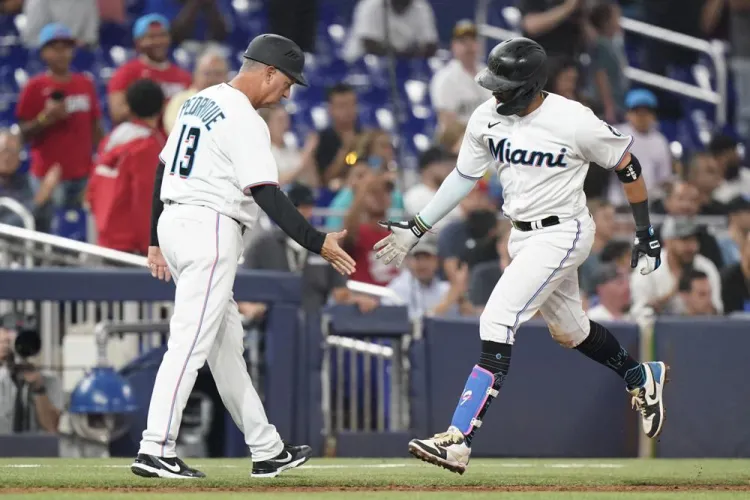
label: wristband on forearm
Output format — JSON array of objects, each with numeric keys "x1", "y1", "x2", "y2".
[{"x1": 630, "y1": 199, "x2": 651, "y2": 233}]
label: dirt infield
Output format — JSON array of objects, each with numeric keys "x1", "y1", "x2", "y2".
[{"x1": 3, "y1": 485, "x2": 750, "y2": 494}]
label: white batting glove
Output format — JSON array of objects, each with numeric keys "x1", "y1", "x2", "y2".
[
  {"x1": 373, "y1": 217, "x2": 430, "y2": 267},
  {"x1": 631, "y1": 226, "x2": 662, "y2": 275}
]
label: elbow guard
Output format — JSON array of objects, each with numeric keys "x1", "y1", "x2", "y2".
[{"x1": 616, "y1": 154, "x2": 642, "y2": 183}]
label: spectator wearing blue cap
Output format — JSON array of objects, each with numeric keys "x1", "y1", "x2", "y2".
[
  {"x1": 606, "y1": 89, "x2": 674, "y2": 207},
  {"x1": 22, "y1": 0, "x2": 99, "y2": 48},
  {"x1": 107, "y1": 14, "x2": 192, "y2": 125},
  {"x1": 142, "y1": 0, "x2": 230, "y2": 46},
  {"x1": 16, "y1": 23, "x2": 103, "y2": 229}
]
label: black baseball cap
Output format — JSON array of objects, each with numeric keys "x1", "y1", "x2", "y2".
[{"x1": 243, "y1": 34, "x2": 308, "y2": 87}]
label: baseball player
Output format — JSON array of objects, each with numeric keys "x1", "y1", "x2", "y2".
[
  {"x1": 130, "y1": 34, "x2": 356, "y2": 479},
  {"x1": 374, "y1": 38, "x2": 666, "y2": 474}
]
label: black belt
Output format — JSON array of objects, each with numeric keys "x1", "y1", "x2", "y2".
[
  {"x1": 511, "y1": 215, "x2": 560, "y2": 232},
  {"x1": 164, "y1": 200, "x2": 243, "y2": 229}
]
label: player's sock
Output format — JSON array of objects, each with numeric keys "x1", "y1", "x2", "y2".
[
  {"x1": 575, "y1": 320, "x2": 645, "y2": 389},
  {"x1": 450, "y1": 340, "x2": 512, "y2": 447}
]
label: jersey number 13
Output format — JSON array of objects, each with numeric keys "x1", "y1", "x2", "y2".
[{"x1": 170, "y1": 125, "x2": 201, "y2": 178}]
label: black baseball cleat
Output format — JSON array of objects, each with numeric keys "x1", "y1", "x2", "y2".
[
  {"x1": 130, "y1": 453, "x2": 206, "y2": 479},
  {"x1": 251, "y1": 443, "x2": 312, "y2": 478}
]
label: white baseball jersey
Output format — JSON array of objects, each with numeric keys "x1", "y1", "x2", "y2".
[
  {"x1": 159, "y1": 83, "x2": 279, "y2": 227},
  {"x1": 457, "y1": 92, "x2": 634, "y2": 222}
]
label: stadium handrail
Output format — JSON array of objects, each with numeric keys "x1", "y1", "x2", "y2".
[
  {"x1": 474, "y1": 1, "x2": 728, "y2": 126},
  {"x1": 0, "y1": 222, "x2": 404, "y2": 303}
]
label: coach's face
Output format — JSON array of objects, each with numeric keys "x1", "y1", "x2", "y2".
[{"x1": 259, "y1": 67, "x2": 294, "y2": 107}]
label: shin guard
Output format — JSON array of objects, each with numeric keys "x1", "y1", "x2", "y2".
[{"x1": 449, "y1": 365, "x2": 499, "y2": 435}]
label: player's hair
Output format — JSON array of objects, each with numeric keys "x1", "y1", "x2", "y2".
[
  {"x1": 126, "y1": 79, "x2": 165, "y2": 119},
  {"x1": 678, "y1": 268, "x2": 708, "y2": 293},
  {"x1": 239, "y1": 58, "x2": 265, "y2": 73},
  {"x1": 590, "y1": 2, "x2": 617, "y2": 32},
  {"x1": 326, "y1": 83, "x2": 355, "y2": 101},
  {"x1": 586, "y1": 198, "x2": 612, "y2": 217}
]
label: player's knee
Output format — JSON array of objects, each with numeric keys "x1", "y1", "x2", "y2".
[
  {"x1": 479, "y1": 312, "x2": 514, "y2": 345},
  {"x1": 548, "y1": 321, "x2": 590, "y2": 348}
]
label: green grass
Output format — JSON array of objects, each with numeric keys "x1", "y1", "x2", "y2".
[{"x1": 0, "y1": 458, "x2": 749, "y2": 499}]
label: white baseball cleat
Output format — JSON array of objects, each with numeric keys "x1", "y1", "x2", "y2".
[
  {"x1": 408, "y1": 426, "x2": 471, "y2": 475},
  {"x1": 628, "y1": 361, "x2": 669, "y2": 439}
]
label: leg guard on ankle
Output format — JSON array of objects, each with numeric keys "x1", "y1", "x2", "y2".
[{"x1": 449, "y1": 365, "x2": 499, "y2": 435}]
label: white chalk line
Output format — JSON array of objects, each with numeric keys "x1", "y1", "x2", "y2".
[{"x1": 0, "y1": 462, "x2": 624, "y2": 470}]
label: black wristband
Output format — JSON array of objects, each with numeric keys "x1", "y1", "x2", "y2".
[
  {"x1": 150, "y1": 160, "x2": 166, "y2": 246},
  {"x1": 31, "y1": 383, "x2": 46, "y2": 395},
  {"x1": 630, "y1": 200, "x2": 651, "y2": 232}
]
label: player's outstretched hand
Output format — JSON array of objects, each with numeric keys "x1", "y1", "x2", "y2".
[
  {"x1": 147, "y1": 246, "x2": 172, "y2": 282},
  {"x1": 631, "y1": 226, "x2": 661, "y2": 275},
  {"x1": 373, "y1": 219, "x2": 423, "y2": 268},
  {"x1": 321, "y1": 230, "x2": 357, "y2": 276}
]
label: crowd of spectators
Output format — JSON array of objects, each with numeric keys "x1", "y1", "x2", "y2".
[{"x1": 0, "y1": 0, "x2": 749, "y2": 334}]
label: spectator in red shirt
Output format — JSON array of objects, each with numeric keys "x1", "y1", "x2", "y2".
[
  {"x1": 107, "y1": 14, "x2": 192, "y2": 124},
  {"x1": 87, "y1": 79, "x2": 166, "y2": 255},
  {"x1": 16, "y1": 23, "x2": 103, "y2": 229},
  {"x1": 343, "y1": 174, "x2": 399, "y2": 286}
]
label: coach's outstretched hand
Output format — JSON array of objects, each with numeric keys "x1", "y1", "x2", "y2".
[
  {"x1": 373, "y1": 218, "x2": 427, "y2": 267},
  {"x1": 147, "y1": 246, "x2": 172, "y2": 282},
  {"x1": 321, "y1": 230, "x2": 357, "y2": 276},
  {"x1": 631, "y1": 226, "x2": 662, "y2": 275}
]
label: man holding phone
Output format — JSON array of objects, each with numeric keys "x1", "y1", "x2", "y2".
[{"x1": 16, "y1": 23, "x2": 103, "y2": 228}]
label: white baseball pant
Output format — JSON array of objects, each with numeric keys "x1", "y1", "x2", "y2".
[
  {"x1": 479, "y1": 212, "x2": 596, "y2": 347},
  {"x1": 139, "y1": 203, "x2": 283, "y2": 461}
]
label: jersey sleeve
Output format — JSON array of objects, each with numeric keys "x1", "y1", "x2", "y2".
[
  {"x1": 575, "y1": 107, "x2": 634, "y2": 170},
  {"x1": 226, "y1": 111, "x2": 279, "y2": 192},
  {"x1": 455, "y1": 111, "x2": 493, "y2": 179}
]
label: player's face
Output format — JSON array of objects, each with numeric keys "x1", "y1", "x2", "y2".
[
  {"x1": 0, "y1": 132, "x2": 21, "y2": 177},
  {"x1": 410, "y1": 252, "x2": 439, "y2": 282},
  {"x1": 685, "y1": 278, "x2": 713, "y2": 315},
  {"x1": 262, "y1": 69, "x2": 294, "y2": 106},
  {"x1": 40, "y1": 40, "x2": 74, "y2": 73},
  {"x1": 137, "y1": 25, "x2": 171, "y2": 62}
]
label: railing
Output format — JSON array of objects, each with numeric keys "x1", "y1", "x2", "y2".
[{"x1": 474, "y1": 0, "x2": 728, "y2": 126}]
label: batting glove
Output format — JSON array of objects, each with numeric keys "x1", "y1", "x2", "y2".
[
  {"x1": 373, "y1": 216, "x2": 430, "y2": 267},
  {"x1": 631, "y1": 226, "x2": 661, "y2": 275}
]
